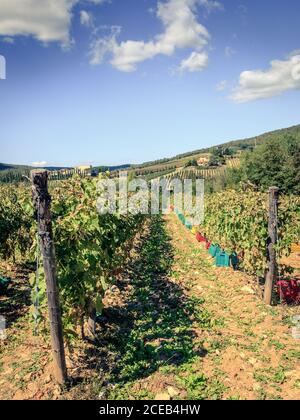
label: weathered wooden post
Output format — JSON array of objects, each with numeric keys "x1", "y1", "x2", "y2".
[
  {"x1": 264, "y1": 186, "x2": 279, "y2": 305},
  {"x1": 30, "y1": 170, "x2": 68, "y2": 384}
]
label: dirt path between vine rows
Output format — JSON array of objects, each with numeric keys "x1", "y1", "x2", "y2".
[
  {"x1": 157, "y1": 214, "x2": 300, "y2": 400},
  {"x1": 0, "y1": 214, "x2": 299, "y2": 400}
]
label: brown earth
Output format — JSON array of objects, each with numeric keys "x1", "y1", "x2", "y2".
[{"x1": 0, "y1": 215, "x2": 299, "y2": 400}]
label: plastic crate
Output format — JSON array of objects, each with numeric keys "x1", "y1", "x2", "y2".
[
  {"x1": 206, "y1": 241, "x2": 211, "y2": 250},
  {"x1": 215, "y1": 251, "x2": 230, "y2": 267},
  {"x1": 0, "y1": 276, "x2": 11, "y2": 294},
  {"x1": 178, "y1": 214, "x2": 185, "y2": 225},
  {"x1": 209, "y1": 244, "x2": 221, "y2": 257},
  {"x1": 196, "y1": 232, "x2": 206, "y2": 243},
  {"x1": 230, "y1": 252, "x2": 239, "y2": 270},
  {"x1": 277, "y1": 280, "x2": 300, "y2": 304}
]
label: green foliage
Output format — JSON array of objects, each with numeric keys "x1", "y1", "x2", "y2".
[
  {"x1": 0, "y1": 175, "x2": 145, "y2": 337},
  {"x1": 200, "y1": 190, "x2": 300, "y2": 276},
  {"x1": 131, "y1": 125, "x2": 300, "y2": 174},
  {"x1": 223, "y1": 167, "x2": 243, "y2": 190},
  {"x1": 184, "y1": 159, "x2": 198, "y2": 168},
  {"x1": 0, "y1": 184, "x2": 34, "y2": 261},
  {"x1": 209, "y1": 148, "x2": 225, "y2": 167},
  {"x1": 239, "y1": 135, "x2": 300, "y2": 194},
  {"x1": 176, "y1": 371, "x2": 207, "y2": 400},
  {"x1": 48, "y1": 176, "x2": 145, "y2": 336}
]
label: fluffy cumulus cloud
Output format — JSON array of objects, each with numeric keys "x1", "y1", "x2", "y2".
[
  {"x1": 231, "y1": 52, "x2": 300, "y2": 103},
  {"x1": 90, "y1": 0, "x2": 222, "y2": 72},
  {"x1": 0, "y1": 0, "x2": 76, "y2": 46},
  {"x1": 0, "y1": 0, "x2": 107, "y2": 46},
  {"x1": 180, "y1": 51, "x2": 208, "y2": 72},
  {"x1": 0, "y1": 0, "x2": 221, "y2": 72}
]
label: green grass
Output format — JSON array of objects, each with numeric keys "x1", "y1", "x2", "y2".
[
  {"x1": 253, "y1": 366, "x2": 287, "y2": 386},
  {"x1": 85, "y1": 216, "x2": 216, "y2": 400}
]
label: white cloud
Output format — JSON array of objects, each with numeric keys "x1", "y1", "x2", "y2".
[
  {"x1": 80, "y1": 10, "x2": 93, "y2": 27},
  {"x1": 0, "y1": 0, "x2": 220, "y2": 71},
  {"x1": 231, "y1": 52, "x2": 300, "y2": 103},
  {"x1": 0, "y1": 1, "x2": 107, "y2": 47},
  {"x1": 216, "y1": 80, "x2": 227, "y2": 91},
  {"x1": 0, "y1": 0, "x2": 77, "y2": 46},
  {"x1": 90, "y1": 0, "x2": 222, "y2": 72},
  {"x1": 180, "y1": 51, "x2": 208, "y2": 72},
  {"x1": 32, "y1": 161, "x2": 48, "y2": 167},
  {"x1": 89, "y1": 26, "x2": 121, "y2": 66}
]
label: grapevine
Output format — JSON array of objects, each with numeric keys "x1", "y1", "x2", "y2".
[{"x1": 199, "y1": 191, "x2": 300, "y2": 276}]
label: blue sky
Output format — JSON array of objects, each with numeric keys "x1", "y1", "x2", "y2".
[{"x1": 0, "y1": 0, "x2": 300, "y2": 167}]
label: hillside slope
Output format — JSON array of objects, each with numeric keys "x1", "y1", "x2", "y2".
[
  {"x1": 1, "y1": 124, "x2": 299, "y2": 178},
  {"x1": 130, "y1": 124, "x2": 300, "y2": 175}
]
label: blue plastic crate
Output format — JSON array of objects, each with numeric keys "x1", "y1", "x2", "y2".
[
  {"x1": 209, "y1": 244, "x2": 221, "y2": 258},
  {"x1": 215, "y1": 252, "x2": 230, "y2": 267}
]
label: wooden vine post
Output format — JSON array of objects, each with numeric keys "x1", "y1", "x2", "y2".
[
  {"x1": 31, "y1": 170, "x2": 68, "y2": 384},
  {"x1": 264, "y1": 186, "x2": 279, "y2": 305}
]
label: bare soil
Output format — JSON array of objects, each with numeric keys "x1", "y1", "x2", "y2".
[{"x1": 0, "y1": 215, "x2": 299, "y2": 400}]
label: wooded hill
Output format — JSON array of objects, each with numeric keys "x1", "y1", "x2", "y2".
[{"x1": 128, "y1": 124, "x2": 300, "y2": 177}]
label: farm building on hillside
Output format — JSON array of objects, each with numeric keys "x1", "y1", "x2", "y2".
[{"x1": 197, "y1": 157, "x2": 210, "y2": 166}]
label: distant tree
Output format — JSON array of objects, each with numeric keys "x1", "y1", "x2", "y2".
[
  {"x1": 209, "y1": 148, "x2": 225, "y2": 167},
  {"x1": 184, "y1": 159, "x2": 198, "y2": 168},
  {"x1": 241, "y1": 135, "x2": 300, "y2": 195},
  {"x1": 223, "y1": 147, "x2": 235, "y2": 156},
  {"x1": 224, "y1": 167, "x2": 244, "y2": 189}
]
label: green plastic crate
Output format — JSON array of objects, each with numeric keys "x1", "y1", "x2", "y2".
[
  {"x1": 215, "y1": 252, "x2": 230, "y2": 267},
  {"x1": 209, "y1": 244, "x2": 221, "y2": 258}
]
